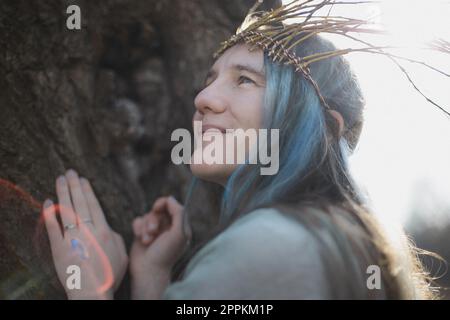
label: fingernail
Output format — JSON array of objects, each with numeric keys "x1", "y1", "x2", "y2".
[
  {"x1": 142, "y1": 234, "x2": 150, "y2": 242},
  {"x1": 43, "y1": 199, "x2": 53, "y2": 209},
  {"x1": 148, "y1": 222, "x2": 157, "y2": 231},
  {"x1": 57, "y1": 176, "x2": 66, "y2": 184},
  {"x1": 66, "y1": 169, "x2": 77, "y2": 178}
]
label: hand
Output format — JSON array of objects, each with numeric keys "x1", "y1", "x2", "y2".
[
  {"x1": 43, "y1": 169, "x2": 128, "y2": 300},
  {"x1": 129, "y1": 196, "x2": 191, "y2": 299}
]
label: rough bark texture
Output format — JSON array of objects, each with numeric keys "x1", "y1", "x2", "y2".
[{"x1": 0, "y1": 0, "x2": 281, "y2": 299}]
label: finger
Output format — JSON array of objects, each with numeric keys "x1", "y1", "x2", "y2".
[
  {"x1": 139, "y1": 213, "x2": 161, "y2": 245},
  {"x1": 56, "y1": 175, "x2": 77, "y2": 230},
  {"x1": 145, "y1": 213, "x2": 159, "y2": 234},
  {"x1": 141, "y1": 233, "x2": 154, "y2": 245},
  {"x1": 151, "y1": 197, "x2": 172, "y2": 230},
  {"x1": 152, "y1": 196, "x2": 168, "y2": 213},
  {"x1": 80, "y1": 177, "x2": 108, "y2": 228},
  {"x1": 66, "y1": 169, "x2": 91, "y2": 224},
  {"x1": 43, "y1": 199, "x2": 63, "y2": 244},
  {"x1": 140, "y1": 228, "x2": 156, "y2": 246},
  {"x1": 166, "y1": 196, "x2": 183, "y2": 227},
  {"x1": 167, "y1": 196, "x2": 191, "y2": 240},
  {"x1": 132, "y1": 216, "x2": 144, "y2": 236}
]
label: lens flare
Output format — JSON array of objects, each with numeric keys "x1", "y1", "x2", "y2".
[{"x1": 0, "y1": 177, "x2": 115, "y2": 296}]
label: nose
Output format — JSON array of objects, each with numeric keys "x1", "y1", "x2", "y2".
[{"x1": 194, "y1": 81, "x2": 228, "y2": 115}]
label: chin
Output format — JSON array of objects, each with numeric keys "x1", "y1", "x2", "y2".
[{"x1": 189, "y1": 162, "x2": 235, "y2": 186}]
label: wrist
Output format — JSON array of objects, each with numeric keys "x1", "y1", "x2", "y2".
[
  {"x1": 67, "y1": 290, "x2": 113, "y2": 300},
  {"x1": 131, "y1": 267, "x2": 171, "y2": 300},
  {"x1": 130, "y1": 262, "x2": 172, "y2": 281}
]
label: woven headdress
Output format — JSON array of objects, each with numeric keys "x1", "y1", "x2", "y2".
[{"x1": 213, "y1": 0, "x2": 449, "y2": 117}]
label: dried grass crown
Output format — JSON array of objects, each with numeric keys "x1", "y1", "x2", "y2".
[{"x1": 213, "y1": 0, "x2": 449, "y2": 119}]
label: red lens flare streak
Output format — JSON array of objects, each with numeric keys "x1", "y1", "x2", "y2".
[{"x1": 1, "y1": 178, "x2": 115, "y2": 296}]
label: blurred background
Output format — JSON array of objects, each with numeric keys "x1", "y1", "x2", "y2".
[
  {"x1": 292, "y1": 0, "x2": 450, "y2": 298},
  {"x1": 281, "y1": 0, "x2": 450, "y2": 299},
  {"x1": 0, "y1": 0, "x2": 449, "y2": 299}
]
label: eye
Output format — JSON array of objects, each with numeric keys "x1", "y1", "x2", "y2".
[{"x1": 237, "y1": 75, "x2": 255, "y2": 85}]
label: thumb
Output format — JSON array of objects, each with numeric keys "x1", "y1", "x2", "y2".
[
  {"x1": 166, "y1": 196, "x2": 191, "y2": 240},
  {"x1": 132, "y1": 216, "x2": 144, "y2": 237}
]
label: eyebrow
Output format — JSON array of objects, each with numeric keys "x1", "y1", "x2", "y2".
[{"x1": 205, "y1": 63, "x2": 266, "y2": 83}]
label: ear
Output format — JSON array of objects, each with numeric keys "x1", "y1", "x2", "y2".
[{"x1": 327, "y1": 109, "x2": 345, "y2": 137}]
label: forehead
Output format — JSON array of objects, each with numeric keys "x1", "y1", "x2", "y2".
[{"x1": 211, "y1": 43, "x2": 264, "y2": 72}]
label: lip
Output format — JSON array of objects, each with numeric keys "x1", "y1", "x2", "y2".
[{"x1": 202, "y1": 124, "x2": 227, "y2": 134}]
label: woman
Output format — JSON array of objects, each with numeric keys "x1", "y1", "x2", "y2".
[{"x1": 42, "y1": 5, "x2": 436, "y2": 299}]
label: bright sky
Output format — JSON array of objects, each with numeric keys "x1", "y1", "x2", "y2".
[{"x1": 281, "y1": 0, "x2": 450, "y2": 226}]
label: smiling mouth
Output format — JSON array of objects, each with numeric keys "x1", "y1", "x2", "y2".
[{"x1": 202, "y1": 126, "x2": 227, "y2": 134}]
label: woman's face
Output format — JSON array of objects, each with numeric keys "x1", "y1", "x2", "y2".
[{"x1": 191, "y1": 43, "x2": 266, "y2": 186}]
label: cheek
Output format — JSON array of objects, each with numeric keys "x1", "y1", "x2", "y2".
[{"x1": 232, "y1": 93, "x2": 264, "y2": 129}]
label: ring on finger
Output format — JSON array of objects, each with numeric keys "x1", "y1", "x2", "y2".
[{"x1": 64, "y1": 223, "x2": 77, "y2": 231}]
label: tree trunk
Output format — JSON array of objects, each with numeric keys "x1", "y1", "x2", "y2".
[{"x1": 0, "y1": 0, "x2": 280, "y2": 299}]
